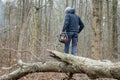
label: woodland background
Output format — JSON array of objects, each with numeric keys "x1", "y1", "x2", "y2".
[{"x1": 0, "y1": 0, "x2": 120, "y2": 80}]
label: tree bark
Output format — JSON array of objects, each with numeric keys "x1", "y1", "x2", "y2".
[
  {"x1": 17, "y1": 0, "x2": 31, "y2": 60},
  {"x1": 112, "y1": 0, "x2": 118, "y2": 52},
  {"x1": 91, "y1": 0, "x2": 101, "y2": 59},
  {"x1": 0, "y1": 50, "x2": 120, "y2": 80}
]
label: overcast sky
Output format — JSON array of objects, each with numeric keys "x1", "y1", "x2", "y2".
[
  {"x1": 1, "y1": 0, "x2": 120, "y2": 5},
  {"x1": 0, "y1": 0, "x2": 4, "y2": 26},
  {"x1": 1, "y1": 0, "x2": 15, "y2": 4}
]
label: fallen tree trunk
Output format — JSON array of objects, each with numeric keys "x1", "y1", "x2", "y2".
[{"x1": 0, "y1": 50, "x2": 120, "y2": 80}]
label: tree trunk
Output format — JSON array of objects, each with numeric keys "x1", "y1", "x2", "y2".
[
  {"x1": 91, "y1": 0, "x2": 101, "y2": 59},
  {"x1": 66, "y1": 0, "x2": 68, "y2": 7},
  {"x1": 0, "y1": 50, "x2": 120, "y2": 80},
  {"x1": 112, "y1": 0, "x2": 118, "y2": 52},
  {"x1": 17, "y1": 0, "x2": 31, "y2": 60},
  {"x1": 30, "y1": 0, "x2": 40, "y2": 54},
  {"x1": 71, "y1": 0, "x2": 74, "y2": 7}
]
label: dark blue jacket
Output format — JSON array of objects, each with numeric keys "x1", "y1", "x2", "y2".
[{"x1": 62, "y1": 9, "x2": 84, "y2": 33}]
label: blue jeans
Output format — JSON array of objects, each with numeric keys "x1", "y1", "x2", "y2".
[{"x1": 64, "y1": 32, "x2": 78, "y2": 55}]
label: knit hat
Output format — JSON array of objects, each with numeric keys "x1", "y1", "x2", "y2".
[{"x1": 65, "y1": 7, "x2": 72, "y2": 12}]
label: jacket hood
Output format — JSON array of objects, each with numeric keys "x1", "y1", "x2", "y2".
[{"x1": 66, "y1": 8, "x2": 75, "y2": 14}]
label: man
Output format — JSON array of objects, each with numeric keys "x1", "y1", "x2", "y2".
[{"x1": 62, "y1": 7, "x2": 84, "y2": 55}]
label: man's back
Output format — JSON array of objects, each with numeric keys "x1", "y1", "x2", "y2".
[{"x1": 67, "y1": 12, "x2": 79, "y2": 32}]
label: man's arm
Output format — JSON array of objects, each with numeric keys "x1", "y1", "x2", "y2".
[
  {"x1": 78, "y1": 17, "x2": 84, "y2": 33},
  {"x1": 62, "y1": 14, "x2": 70, "y2": 32}
]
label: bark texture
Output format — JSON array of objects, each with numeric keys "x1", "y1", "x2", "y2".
[{"x1": 0, "y1": 50, "x2": 120, "y2": 80}]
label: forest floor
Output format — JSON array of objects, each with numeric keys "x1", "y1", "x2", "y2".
[
  {"x1": 0, "y1": 70, "x2": 117, "y2": 80},
  {"x1": 19, "y1": 73, "x2": 117, "y2": 80}
]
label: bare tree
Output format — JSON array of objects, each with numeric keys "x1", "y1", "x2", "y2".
[
  {"x1": 91, "y1": 0, "x2": 101, "y2": 59},
  {"x1": 112, "y1": 0, "x2": 118, "y2": 52},
  {"x1": 0, "y1": 0, "x2": 120, "y2": 80}
]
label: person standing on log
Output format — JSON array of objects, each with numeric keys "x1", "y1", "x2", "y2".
[{"x1": 62, "y1": 7, "x2": 84, "y2": 55}]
